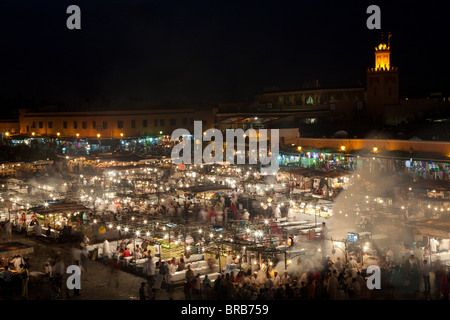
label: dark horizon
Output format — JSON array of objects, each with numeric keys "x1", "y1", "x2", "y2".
[{"x1": 1, "y1": 0, "x2": 449, "y2": 113}]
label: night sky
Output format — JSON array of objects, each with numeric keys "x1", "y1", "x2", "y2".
[{"x1": 1, "y1": 0, "x2": 449, "y2": 111}]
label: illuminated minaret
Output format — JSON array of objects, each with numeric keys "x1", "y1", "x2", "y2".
[
  {"x1": 367, "y1": 32, "x2": 399, "y2": 106},
  {"x1": 374, "y1": 34, "x2": 391, "y2": 70}
]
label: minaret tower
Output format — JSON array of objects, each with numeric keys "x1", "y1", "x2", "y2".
[
  {"x1": 374, "y1": 32, "x2": 391, "y2": 71},
  {"x1": 367, "y1": 32, "x2": 399, "y2": 106}
]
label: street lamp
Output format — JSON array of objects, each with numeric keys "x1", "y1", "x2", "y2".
[{"x1": 97, "y1": 133, "x2": 102, "y2": 151}]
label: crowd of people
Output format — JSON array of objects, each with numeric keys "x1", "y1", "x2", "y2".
[
  {"x1": 135, "y1": 252, "x2": 450, "y2": 301},
  {"x1": 0, "y1": 255, "x2": 31, "y2": 299}
]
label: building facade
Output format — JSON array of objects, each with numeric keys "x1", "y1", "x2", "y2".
[{"x1": 18, "y1": 108, "x2": 217, "y2": 139}]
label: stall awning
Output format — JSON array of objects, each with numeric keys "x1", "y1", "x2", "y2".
[
  {"x1": 280, "y1": 167, "x2": 351, "y2": 178},
  {"x1": 187, "y1": 185, "x2": 233, "y2": 194},
  {"x1": 29, "y1": 202, "x2": 89, "y2": 214},
  {"x1": 0, "y1": 242, "x2": 34, "y2": 259},
  {"x1": 413, "y1": 227, "x2": 449, "y2": 239}
]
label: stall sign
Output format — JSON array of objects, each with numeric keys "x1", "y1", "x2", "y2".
[
  {"x1": 347, "y1": 232, "x2": 359, "y2": 242},
  {"x1": 154, "y1": 243, "x2": 161, "y2": 257}
]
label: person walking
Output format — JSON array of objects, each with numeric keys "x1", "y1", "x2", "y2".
[
  {"x1": 327, "y1": 270, "x2": 339, "y2": 300},
  {"x1": 210, "y1": 209, "x2": 216, "y2": 225},
  {"x1": 148, "y1": 288, "x2": 157, "y2": 300},
  {"x1": 349, "y1": 278, "x2": 361, "y2": 299},
  {"x1": 108, "y1": 259, "x2": 121, "y2": 288},
  {"x1": 433, "y1": 263, "x2": 445, "y2": 299},
  {"x1": 281, "y1": 270, "x2": 291, "y2": 288},
  {"x1": 53, "y1": 258, "x2": 65, "y2": 292},
  {"x1": 144, "y1": 255, "x2": 156, "y2": 287},
  {"x1": 319, "y1": 222, "x2": 328, "y2": 254},
  {"x1": 159, "y1": 260, "x2": 168, "y2": 288},
  {"x1": 20, "y1": 264, "x2": 30, "y2": 299},
  {"x1": 34, "y1": 218, "x2": 42, "y2": 237},
  {"x1": 202, "y1": 274, "x2": 211, "y2": 290},
  {"x1": 43, "y1": 261, "x2": 52, "y2": 278},
  {"x1": 184, "y1": 280, "x2": 192, "y2": 300},
  {"x1": 2, "y1": 265, "x2": 13, "y2": 299},
  {"x1": 441, "y1": 271, "x2": 449, "y2": 300},
  {"x1": 166, "y1": 260, "x2": 176, "y2": 293},
  {"x1": 273, "y1": 271, "x2": 281, "y2": 289},
  {"x1": 422, "y1": 259, "x2": 431, "y2": 295},
  {"x1": 81, "y1": 235, "x2": 90, "y2": 273},
  {"x1": 193, "y1": 274, "x2": 202, "y2": 297},
  {"x1": 139, "y1": 282, "x2": 147, "y2": 300},
  {"x1": 5, "y1": 219, "x2": 12, "y2": 241},
  {"x1": 184, "y1": 264, "x2": 194, "y2": 297},
  {"x1": 73, "y1": 260, "x2": 84, "y2": 297},
  {"x1": 408, "y1": 257, "x2": 420, "y2": 294}
]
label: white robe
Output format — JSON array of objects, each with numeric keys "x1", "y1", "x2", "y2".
[
  {"x1": 103, "y1": 240, "x2": 111, "y2": 258},
  {"x1": 327, "y1": 275, "x2": 339, "y2": 300}
]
